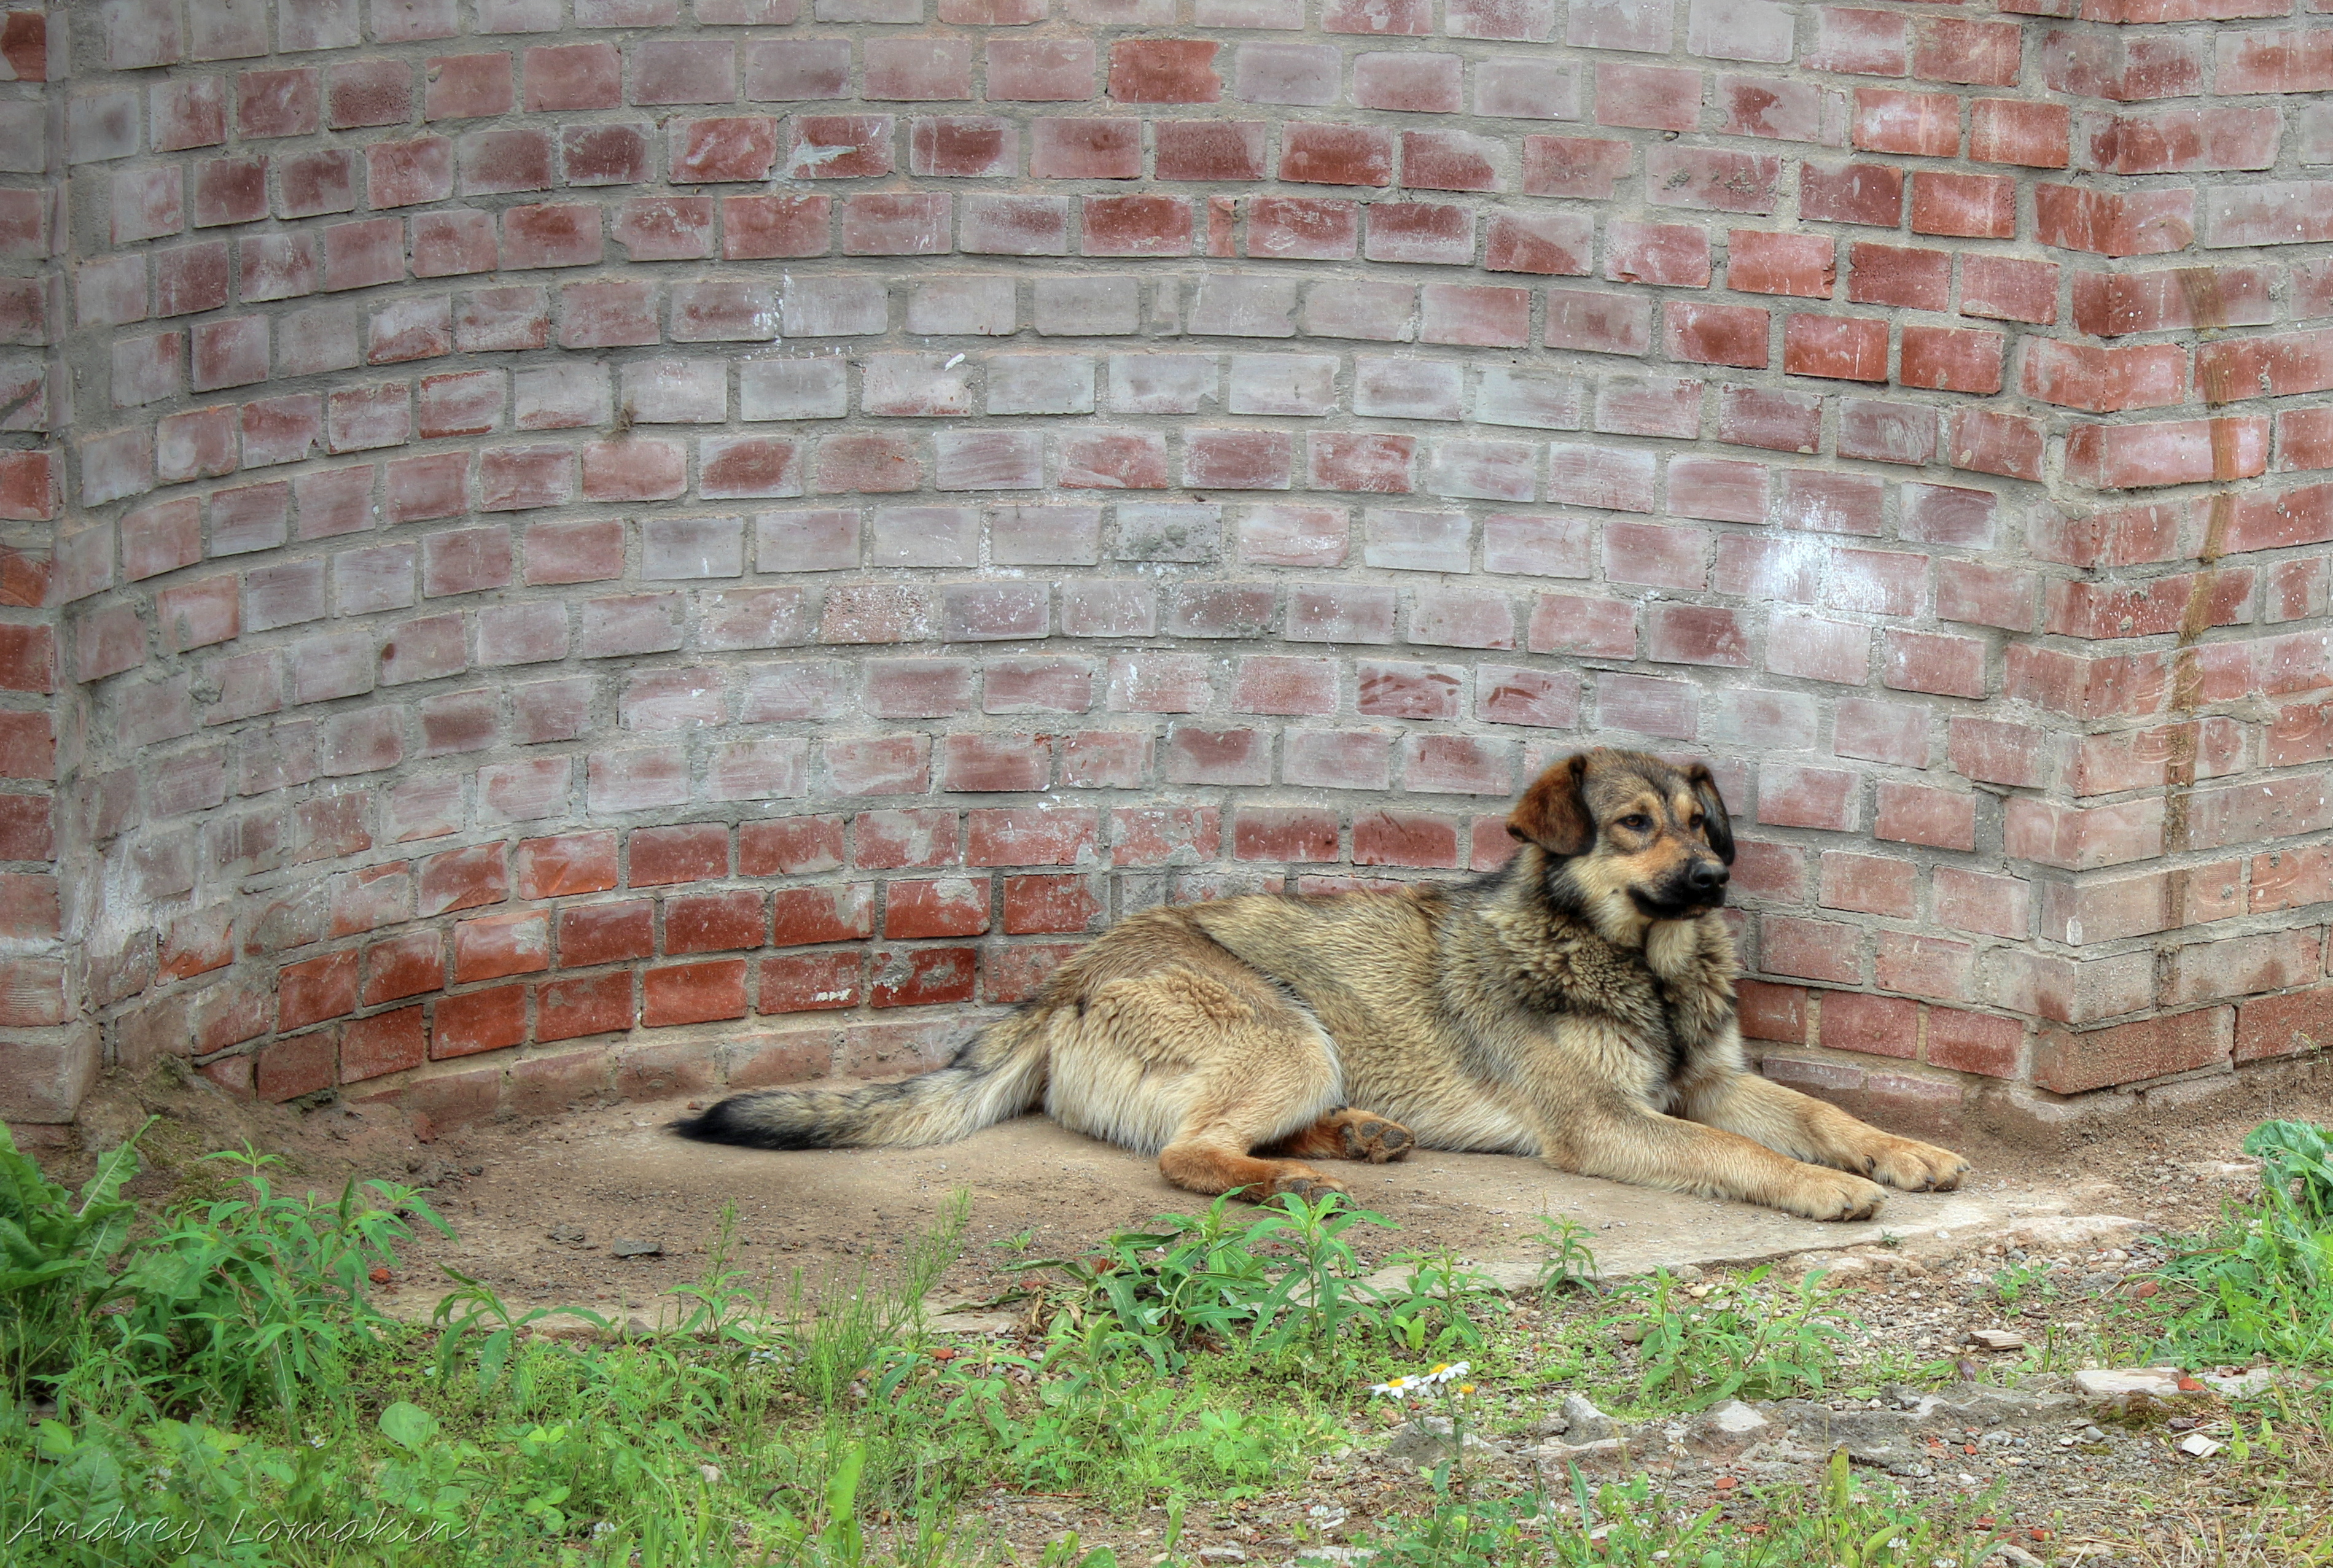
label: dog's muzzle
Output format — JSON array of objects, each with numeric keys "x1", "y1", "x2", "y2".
[{"x1": 1631, "y1": 861, "x2": 1730, "y2": 918}]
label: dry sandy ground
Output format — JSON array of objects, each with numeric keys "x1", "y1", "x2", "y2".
[{"x1": 61, "y1": 1054, "x2": 2333, "y2": 1323}]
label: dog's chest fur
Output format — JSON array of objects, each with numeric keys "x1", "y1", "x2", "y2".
[{"x1": 1481, "y1": 904, "x2": 1735, "y2": 1084}]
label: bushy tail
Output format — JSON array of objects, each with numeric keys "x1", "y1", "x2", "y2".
[{"x1": 670, "y1": 1008, "x2": 1053, "y2": 1151}]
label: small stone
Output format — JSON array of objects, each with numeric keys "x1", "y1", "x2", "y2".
[
  {"x1": 1197, "y1": 1548, "x2": 1247, "y2": 1564},
  {"x1": 1992, "y1": 1545, "x2": 2046, "y2": 1567},
  {"x1": 2199, "y1": 1367, "x2": 2279, "y2": 1398},
  {"x1": 1530, "y1": 1436, "x2": 1631, "y2": 1477},
  {"x1": 610, "y1": 1238, "x2": 662, "y2": 1258},
  {"x1": 1686, "y1": 1399, "x2": 1769, "y2": 1459},
  {"x1": 2073, "y1": 1367, "x2": 2191, "y2": 1411},
  {"x1": 1560, "y1": 1393, "x2": 1614, "y2": 1442},
  {"x1": 547, "y1": 1222, "x2": 586, "y2": 1245},
  {"x1": 1969, "y1": 1329, "x2": 2027, "y2": 1351}
]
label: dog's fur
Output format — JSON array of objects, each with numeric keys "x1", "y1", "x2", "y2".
[{"x1": 674, "y1": 750, "x2": 1969, "y2": 1220}]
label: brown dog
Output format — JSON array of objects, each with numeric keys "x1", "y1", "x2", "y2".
[{"x1": 676, "y1": 750, "x2": 1969, "y2": 1220}]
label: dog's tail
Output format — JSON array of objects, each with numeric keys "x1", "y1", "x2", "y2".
[{"x1": 670, "y1": 1006, "x2": 1053, "y2": 1151}]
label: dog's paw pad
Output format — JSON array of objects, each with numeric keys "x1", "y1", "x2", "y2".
[{"x1": 1339, "y1": 1118, "x2": 1415, "y2": 1163}]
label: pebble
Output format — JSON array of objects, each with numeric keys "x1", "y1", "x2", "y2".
[
  {"x1": 1560, "y1": 1393, "x2": 1615, "y2": 1442},
  {"x1": 2072, "y1": 1368, "x2": 2192, "y2": 1411},
  {"x1": 610, "y1": 1238, "x2": 662, "y2": 1258}
]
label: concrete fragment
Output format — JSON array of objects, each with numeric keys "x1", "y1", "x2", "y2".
[{"x1": 2072, "y1": 1367, "x2": 2191, "y2": 1411}]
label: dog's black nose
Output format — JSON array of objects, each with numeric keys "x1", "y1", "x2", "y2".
[{"x1": 1688, "y1": 863, "x2": 1729, "y2": 893}]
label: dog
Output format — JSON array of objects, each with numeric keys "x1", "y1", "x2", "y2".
[{"x1": 675, "y1": 749, "x2": 1969, "y2": 1220}]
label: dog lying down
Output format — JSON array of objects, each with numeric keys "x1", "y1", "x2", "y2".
[{"x1": 676, "y1": 748, "x2": 1968, "y2": 1221}]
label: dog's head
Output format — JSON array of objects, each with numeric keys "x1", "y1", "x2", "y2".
[{"x1": 1508, "y1": 750, "x2": 1734, "y2": 922}]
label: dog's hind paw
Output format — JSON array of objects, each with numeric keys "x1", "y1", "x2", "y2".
[{"x1": 1338, "y1": 1116, "x2": 1415, "y2": 1164}]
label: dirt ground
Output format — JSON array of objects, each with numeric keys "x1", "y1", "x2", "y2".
[{"x1": 58, "y1": 1054, "x2": 2333, "y2": 1324}]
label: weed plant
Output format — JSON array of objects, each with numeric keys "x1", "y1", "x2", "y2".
[
  {"x1": 1599, "y1": 1264, "x2": 1850, "y2": 1411},
  {"x1": 2147, "y1": 1120, "x2": 2333, "y2": 1366}
]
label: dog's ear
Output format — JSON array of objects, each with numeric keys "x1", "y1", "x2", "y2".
[
  {"x1": 1684, "y1": 763, "x2": 1735, "y2": 865},
  {"x1": 1508, "y1": 755, "x2": 1595, "y2": 858}
]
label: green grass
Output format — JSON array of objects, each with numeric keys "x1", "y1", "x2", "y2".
[
  {"x1": 2141, "y1": 1119, "x2": 2333, "y2": 1367},
  {"x1": 7, "y1": 1116, "x2": 2332, "y2": 1565}
]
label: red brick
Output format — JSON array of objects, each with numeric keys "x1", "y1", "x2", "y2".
[
  {"x1": 2034, "y1": 185, "x2": 2197, "y2": 256},
  {"x1": 1108, "y1": 39, "x2": 1221, "y2": 103},
  {"x1": 1761, "y1": 915, "x2": 1863, "y2": 984},
  {"x1": 454, "y1": 911, "x2": 549, "y2": 982},
  {"x1": 1665, "y1": 302, "x2": 1768, "y2": 368},
  {"x1": 1969, "y1": 99, "x2": 2070, "y2": 169},
  {"x1": 523, "y1": 43, "x2": 620, "y2": 111},
  {"x1": 760, "y1": 952, "x2": 863, "y2": 1015},
  {"x1": 1910, "y1": 172, "x2": 2017, "y2": 239},
  {"x1": 1899, "y1": 326, "x2": 2004, "y2": 394},
  {"x1": 1483, "y1": 210, "x2": 1591, "y2": 276},
  {"x1": 663, "y1": 891, "x2": 765, "y2": 955},
  {"x1": 1818, "y1": 991, "x2": 1919, "y2": 1059},
  {"x1": 1595, "y1": 63, "x2": 1700, "y2": 131},
  {"x1": 1521, "y1": 136, "x2": 1629, "y2": 200},
  {"x1": 2065, "y1": 417, "x2": 2270, "y2": 490},
  {"x1": 1002, "y1": 874, "x2": 1102, "y2": 934},
  {"x1": 1605, "y1": 221, "x2": 1710, "y2": 287},
  {"x1": 1354, "y1": 50, "x2": 1461, "y2": 112},
  {"x1": 1783, "y1": 315, "x2": 1888, "y2": 382},
  {"x1": 643, "y1": 960, "x2": 748, "y2": 1027},
  {"x1": 1948, "y1": 408, "x2": 2045, "y2": 482},
  {"x1": 1234, "y1": 806, "x2": 1340, "y2": 863},
  {"x1": 428, "y1": 52, "x2": 513, "y2": 120},
  {"x1": 1807, "y1": 8, "x2": 1908, "y2": 76},
  {"x1": 868, "y1": 947, "x2": 978, "y2": 1008},
  {"x1": 909, "y1": 115, "x2": 1017, "y2": 178},
  {"x1": 1800, "y1": 161, "x2": 1903, "y2": 227},
  {"x1": 723, "y1": 194, "x2": 829, "y2": 259},
  {"x1": 1853, "y1": 88, "x2": 1960, "y2": 157},
  {"x1": 1914, "y1": 18, "x2": 2021, "y2": 87},
  {"x1": 1960, "y1": 255, "x2": 2058, "y2": 325},
  {"x1": 1032, "y1": 117, "x2": 1140, "y2": 179},
  {"x1": 2022, "y1": 340, "x2": 2186, "y2": 413},
  {"x1": 343, "y1": 1006, "x2": 427, "y2": 1084},
  {"x1": 1727, "y1": 230, "x2": 1833, "y2": 298},
  {"x1": 1738, "y1": 979, "x2": 1808, "y2": 1044},
  {"x1": 2236, "y1": 984, "x2": 2333, "y2": 1065},
  {"x1": 432, "y1": 985, "x2": 527, "y2": 1060},
  {"x1": 1156, "y1": 120, "x2": 1266, "y2": 182},
  {"x1": 1280, "y1": 123, "x2": 1394, "y2": 187},
  {"x1": 563, "y1": 123, "x2": 650, "y2": 186},
  {"x1": 987, "y1": 38, "x2": 1095, "y2": 100},
  {"x1": 630, "y1": 822, "x2": 728, "y2": 885},
  {"x1": 2035, "y1": 1008, "x2": 2229, "y2": 1095}
]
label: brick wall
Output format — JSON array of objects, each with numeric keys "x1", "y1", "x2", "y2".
[{"x1": 6, "y1": 0, "x2": 2330, "y2": 1138}]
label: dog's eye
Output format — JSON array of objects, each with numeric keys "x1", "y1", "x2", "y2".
[
  {"x1": 1618, "y1": 814, "x2": 1651, "y2": 833},
  {"x1": 1689, "y1": 813, "x2": 1706, "y2": 831}
]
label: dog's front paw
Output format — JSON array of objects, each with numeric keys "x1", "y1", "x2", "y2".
[
  {"x1": 1777, "y1": 1168, "x2": 1887, "y2": 1222},
  {"x1": 1865, "y1": 1138, "x2": 1969, "y2": 1193}
]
